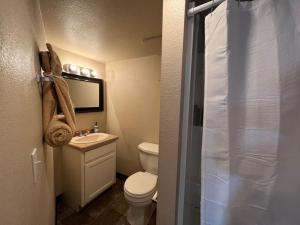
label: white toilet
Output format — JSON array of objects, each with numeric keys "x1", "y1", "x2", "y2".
[{"x1": 124, "y1": 142, "x2": 159, "y2": 225}]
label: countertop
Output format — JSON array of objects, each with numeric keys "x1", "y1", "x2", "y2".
[{"x1": 67, "y1": 134, "x2": 118, "y2": 152}]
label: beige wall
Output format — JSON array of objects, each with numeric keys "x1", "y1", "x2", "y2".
[
  {"x1": 157, "y1": 0, "x2": 187, "y2": 225},
  {"x1": 0, "y1": 0, "x2": 54, "y2": 224},
  {"x1": 106, "y1": 55, "x2": 161, "y2": 176},
  {"x1": 53, "y1": 47, "x2": 107, "y2": 131}
]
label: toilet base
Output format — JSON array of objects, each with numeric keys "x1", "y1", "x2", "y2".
[{"x1": 126, "y1": 202, "x2": 156, "y2": 225}]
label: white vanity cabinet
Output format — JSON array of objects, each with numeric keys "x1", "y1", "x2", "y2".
[{"x1": 62, "y1": 142, "x2": 116, "y2": 211}]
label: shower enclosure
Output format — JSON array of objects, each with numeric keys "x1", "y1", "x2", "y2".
[
  {"x1": 177, "y1": 0, "x2": 300, "y2": 225},
  {"x1": 177, "y1": 1, "x2": 208, "y2": 224}
]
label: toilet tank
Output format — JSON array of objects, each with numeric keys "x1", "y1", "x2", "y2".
[{"x1": 138, "y1": 142, "x2": 159, "y2": 175}]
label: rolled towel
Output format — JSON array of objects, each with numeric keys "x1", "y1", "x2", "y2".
[
  {"x1": 45, "y1": 115, "x2": 74, "y2": 147},
  {"x1": 40, "y1": 44, "x2": 76, "y2": 147}
]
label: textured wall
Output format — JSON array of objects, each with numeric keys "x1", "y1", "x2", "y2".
[
  {"x1": 0, "y1": 0, "x2": 54, "y2": 224},
  {"x1": 157, "y1": 0, "x2": 186, "y2": 225},
  {"x1": 106, "y1": 55, "x2": 161, "y2": 176}
]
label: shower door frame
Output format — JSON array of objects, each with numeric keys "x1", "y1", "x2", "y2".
[{"x1": 176, "y1": 2, "x2": 201, "y2": 224}]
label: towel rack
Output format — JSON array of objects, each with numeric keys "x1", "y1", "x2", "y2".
[{"x1": 36, "y1": 72, "x2": 54, "y2": 84}]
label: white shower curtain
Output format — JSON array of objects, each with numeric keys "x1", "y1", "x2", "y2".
[{"x1": 202, "y1": 0, "x2": 300, "y2": 224}]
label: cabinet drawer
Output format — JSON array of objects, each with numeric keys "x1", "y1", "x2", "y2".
[
  {"x1": 84, "y1": 143, "x2": 116, "y2": 163},
  {"x1": 84, "y1": 152, "x2": 116, "y2": 203}
]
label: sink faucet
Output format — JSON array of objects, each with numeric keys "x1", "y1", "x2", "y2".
[{"x1": 79, "y1": 129, "x2": 90, "y2": 137}]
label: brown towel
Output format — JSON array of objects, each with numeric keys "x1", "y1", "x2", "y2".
[
  {"x1": 45, "y1": 115, "x2": 73, "y2": 147},
  {"x1": 40, "y1": 51, "x2": 56, "y2": 133},
  {"x1": 40, "y1": 43, "x2": 76, "y2": 147},
  {"x1": 53, "y1": 76, "x2": 76, "y2": 132}
]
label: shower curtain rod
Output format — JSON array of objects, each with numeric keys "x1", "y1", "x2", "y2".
[{"x1": 188, "y1": 0, "x2": 226, "y2": 17}]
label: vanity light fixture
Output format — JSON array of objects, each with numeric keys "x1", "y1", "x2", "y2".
[
  {"x1": 63, "y1": 64, "x2": 98, "y2": 78},
  {"x1": 63, "y1": 64, "x2": 80, "y2": 74}
]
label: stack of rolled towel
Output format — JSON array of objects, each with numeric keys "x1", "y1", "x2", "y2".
[{"x1": 40, "y1": 43, "x2": 76, "y2": 147}]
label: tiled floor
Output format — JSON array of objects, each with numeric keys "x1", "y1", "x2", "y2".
[{"x1": 56, "y1": 177, "x2": 156, "y2": 225}]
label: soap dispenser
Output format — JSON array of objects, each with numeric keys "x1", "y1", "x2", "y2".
[{"x1": 93, "y1": 122, "x2": 100, "y2": 133}]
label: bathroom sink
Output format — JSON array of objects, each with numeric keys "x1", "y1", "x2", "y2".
[{"x1": 71, "y1": 133, "x2": 109, "y2": 144}]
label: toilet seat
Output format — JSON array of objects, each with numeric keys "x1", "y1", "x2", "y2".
[{"x1": 124, "y1": 172, "x2": 157, "y2": 200}]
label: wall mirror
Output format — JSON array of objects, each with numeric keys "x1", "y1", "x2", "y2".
[{"x1": 62, "y1": 72, "x2": 104, "y2": 113}]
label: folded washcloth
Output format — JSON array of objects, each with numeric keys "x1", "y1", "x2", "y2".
[{"x1": 45, "y1": 115, "x2": 73, "y2": 147}]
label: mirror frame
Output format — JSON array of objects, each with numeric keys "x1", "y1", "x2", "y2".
[{"x1": 62, "y1": 72, "x2": 104, "y2": 113}]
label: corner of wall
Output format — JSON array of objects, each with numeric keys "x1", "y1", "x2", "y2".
[{"x1": 157, "y1": 0, "x2": 187, "y2": 225}]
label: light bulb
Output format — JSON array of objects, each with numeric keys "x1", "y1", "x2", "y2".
[
  {"x1": 80, "y1": 67, "x2": 91, "y2": 77},
  {"x1": 69, "y1": 64, "x2": 79, "y2": 74},
  {"x1": 91, "y1": 70, "x2": 98, "y2": 77}
]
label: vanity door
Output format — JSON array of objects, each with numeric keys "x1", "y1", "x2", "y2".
[{"x1": 84, "y1": 151, "x2": 116, "y2": 204}]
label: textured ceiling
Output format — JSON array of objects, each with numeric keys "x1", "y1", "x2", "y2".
[{"x1": 39, "y1": 0, "x2": 162, "y2": 62}]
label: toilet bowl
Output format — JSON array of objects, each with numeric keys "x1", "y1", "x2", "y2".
[{"x1": 124, "y1": 142, "x2": 159, "y2": 225}]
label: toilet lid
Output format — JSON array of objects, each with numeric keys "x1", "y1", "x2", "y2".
[
  {"x1": 138, "y1": 143, "x2": 159, "y2": 156},
  {"x1": 124, "y1": 172, "x2": 157, "y2": 198}
]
